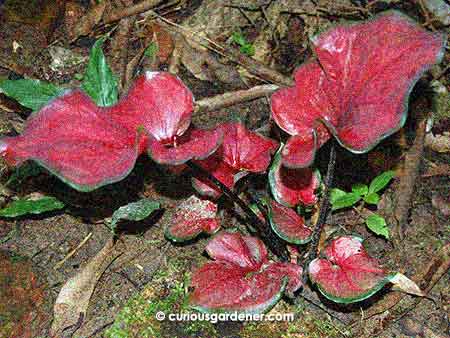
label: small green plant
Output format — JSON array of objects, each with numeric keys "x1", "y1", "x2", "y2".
[
  {"x1": 231, "y1": 31, "x2": 255, "y2": 56},
  {"x1": 330, "y1": 170, "x2": 395, "y2": 239}
]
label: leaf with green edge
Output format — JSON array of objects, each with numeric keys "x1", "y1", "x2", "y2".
[
  {"x1": 110, "y1": 199, "x2": 161, "y2": 231},
  {"x1": 0, "y1": 196, "x2": 64, "y2": 217},
  {"x1": 368, "y1": 170, "x2": 395, "y2": 194},
  {"x1": 331, "y1": 192, "x2": 361, "y2": 211},
  {"x1": 352, "y1": 183, "x2": 368, "y2": 196},
  {"x1": 308, "y1": 235, "x2": 391, "y2": 303},
  {"x1": 364, "y1": 192, "x2": 380, "y2": 205},
  {"x1": 81, "y1": 37, "x2": 118, "y2": 107},
  {"x1": 365, "y1": 214, "x2": 389, "y2": 239},
  {"x1": 0, "y1": 79, "x2": 65, "y2": 111}
]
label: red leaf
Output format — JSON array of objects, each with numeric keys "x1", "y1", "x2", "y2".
[
  {"x1": 205, "y1": 232, "x2": 267, "y2": 270},
  {"x1": 147, "y1": 127, "x2": 223, "y2": 165},
  {"x1": 267, "y1": 199, "x2": 312, "y2": 244},
  {"x1": 0, "y1": 90, "x2": 141, "y2": 191},
  {"x1": 192, "y1": 122, "x2": 278, "y2": 198},
  {"x1": 165, "y1": 195, "x2": 220, "y2": 242},
  {"x1": 189, "y1": 232, "x2": 303, "y2": 313},
  {"x1": 271, "y1": 11, "x2": 445, "y2": 167},
  {"x1": 269, "y1": 148, "x2": 320, "y2": 207},
  {"x1": 308, "y1": 235, "x2": 390, "y2": 303},
  {"x1": 109, "y1": 71, "x2": 194, "y2": 143},
  {"x1": 0, "y1": 72, "x2": 215, "y2": 190}
]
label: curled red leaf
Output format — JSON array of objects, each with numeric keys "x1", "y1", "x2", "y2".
[
  {"x1": 271, "y1": 11, "x2": 445, "y2": 168},
  {"x1": 189, "y1": 232, "x2": 302, "y2": 313}
]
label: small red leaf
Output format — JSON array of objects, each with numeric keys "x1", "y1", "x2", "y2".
[
  {"x1": 205, "y1": 232, "x2": 267, "y2": 270},
  {"x1": 269, "y1": 148, "x2": 320, "y2": 207},
  {"x1": 192, "y1": 122, "x2": 278, "y2": 198},
  {"x1": 308, "y1": 235, "x2": 390, "y2": 303},
  {"x1": 268, "y1": 199, "x2": 312, "y2": 244},
  {"x1": 165, "y1": 195, "x2": 220, "y2": 242},
  {"x1": 271, "y1": 11, "x2": 445, "y2": 167},
  {"x1": 147, "y1": 127, "x2": 222, "y2": 165},
  {"x1": 189, "y1": 232, "x2": 303, "y2": 313},
  {"x1": 0, "y1": 90, "x2": 141, "y2": 191}
]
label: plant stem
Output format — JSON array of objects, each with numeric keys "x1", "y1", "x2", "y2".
[
  {"x1": 301, "y1": 141, "x2": 337, "y2": 285},
  {"x1": 186, "y1": 160, "x2": 288, "y2": 261}
]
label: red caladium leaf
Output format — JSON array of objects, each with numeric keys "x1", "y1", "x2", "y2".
[
  {"x1": 308, "y1": 235, "x2": 394, "y2": 303},
  {"x1": 0, "y1": 72, "x2": 222, "y2": 191},
  {"x1": 0, "y1": 90, "x2": 142, "y2": 192},
  {"x1": 165, "y1": 195, "x2": 220, "y2": 242},
  {"x1": 189, "y1": 232, "x2": 302, "y2": 313},
  {"x1": 192, "y1": 122, "x2": 279, "y2": 198},
  {"x1": 271, "y1": 11, "x2": 446, "y2": 168},
  {"x1": 267, "y1": 199, "x2": 312, "y2": 244},
  {"x1": 269, "y1": 147, "x2": 320, "y2": 207}
]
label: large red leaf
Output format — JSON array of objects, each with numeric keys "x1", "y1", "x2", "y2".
[
  {"x1": 0, "y1": 90, "x2": 141, "y2": 191},
  {"x1": 271, "y1": 11, "x2": 445, "y2": 168},
  {"x1": 269, "y1": 147, "x2": 320, "y2": 207},
  {"x1": 308, "y1": 235, "x2": 392, "y2": 303},
  {"x1": 0, "y1": 72, "x2": 216, "y2": 191},
  {"x1": 267, "y1": 199, "x2": 312, "y2": 244},
  {"x1": 165, "y1": 195, "x2": 220, "y2": 242},
  {"x1": 192, "y1": 122, "x2": 278, "y2": 198},
  {"x1": 189, "y1": 232, "x2": 303, "y2": 313}
]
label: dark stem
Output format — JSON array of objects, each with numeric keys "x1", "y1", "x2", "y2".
[
  {"x1": 301, "y1": 141, "x2": 337, "y2": 285},
  {"x1": 186, "y1": 160, "x2": 288, "y2": 261}
]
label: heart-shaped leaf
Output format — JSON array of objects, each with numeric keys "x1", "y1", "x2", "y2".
[
  {"x1": 0, "y1": 72, "x2": 203, "y2": 191},
  {"x1": 365, "y1": 214, "x2": 389, "y2": 239},
  {"x1": 271, "y1": 11, "x2": 445, "y2": 168},
  {"x1": 308, "y1": 235, "x2": 392, "y2": 303},
  {"x1": 165, "y1": 195, "x2": 220, "y2": 242},
  {"x1": 269, "y1": 146, "x2": 320, "y2": 207},
  {"x1": 267, "y1": 199, "x2": 312, "y2": 244},
  {"x1": 189, "y1": 232, "x2": 302, "y2": 313}
]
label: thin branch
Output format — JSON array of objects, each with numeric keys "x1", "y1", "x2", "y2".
[
  {"x1": 186, "y1": 160, "x2": 288, "y2": 261},
  {"x1": 301, "y1": 141, "x2": 337, "y2": 284},
  {"x1": 194, "y1": 84, "x2": 279, "y2": 113},
  {"x1": 104, "y1": 0, "x2": 165, "y2": 24}
]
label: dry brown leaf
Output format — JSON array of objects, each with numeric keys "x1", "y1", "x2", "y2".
[
  {"x1": 71, "y1": 1, "x2": 107, "y2": 41},
  {"x1": 425, "y1": 132, "x2": 450, "y2": 153},
  {"x1": 50, "y1": 238, "x2": 121, "y2": 336}
]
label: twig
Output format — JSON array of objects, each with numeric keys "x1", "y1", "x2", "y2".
[
  {"x1": 54, "y1": 232, "x2": 93, "y2": 270},
  {"x1": 393, "y1": 113, "x2": 429, "y2": 242},
  {"x1": 194, "y1": 84, "x2": 279, "y2": 113},
  {"x1": 185, "y1": 160, "x2": 288, "y2": 261},
  {"x1": 103, "y1": 0, "x2": 165, "y2": 24},
  {"x1": 352, "y1": 243, "x2": 450, "y2": 336},
  {"x1": 301, "y1": 141, "x2": 337, "y2": 285}
]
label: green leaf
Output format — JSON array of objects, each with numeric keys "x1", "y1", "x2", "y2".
[
  {"x1": 110, "y1": 199, "x2": 161, "y2": 232},
  {"x1": 144, "y1": 42, "x2": 159, "y2": 58},
  {"x1": 81, "y1": 37, "x2": 118, "y2": 107},
  {"x1": 365, "y1": 214, "x2": 389, "y2": 239},
  {"x1": 231, "y1": 32, "x2": 255, "y2": 56},
  {"x1": 364, "y1": 192, "x2": 380, "y2": 205},
  {"x1": 368, "y1": 170, "x2": 395, "y2": 194},
  {"x1": 240, "y1": 44, "x2": 255, "y2": 57},
  {"x1": 352, "y1": 183, "x2": 368, "y2": 196},
  {"x1": 0, "y1": 79, "x2": 65, "y2": 111},
  {"x1": 330, "y1": 188, "x2": 347, "y2": 204},
  {"x1": 0, "y1": 196, "x2": 64, "y2": 218},
  {"x1": 331, "y1": 192, "x2": 361, "y2": 211}
]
